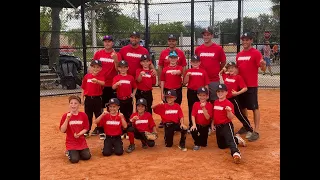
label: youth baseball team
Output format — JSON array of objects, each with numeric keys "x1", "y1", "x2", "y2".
[{"x1": 59, "y1": 28, "x2": 267, "y2": 164}]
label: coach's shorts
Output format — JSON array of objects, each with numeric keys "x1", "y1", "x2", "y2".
[
  {"x1": 238, "y1": 87, "x2": 259, "y2": 110},
  {"x1": 208, "y1": 81, "x2": 220, "y2": 101},
  {"x1": 264, "y1": 57, "x2": 271, "y2": 66}
]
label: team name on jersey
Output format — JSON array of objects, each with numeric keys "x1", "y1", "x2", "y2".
[
  {"x1": 225, "y1": 78, "x2": 235, "y2": 83},
  {"x1": 214, "y1": 106, "x2": 224, "y2": 110},
  {"x1": 237, "y1": 56, "x2": 251, "y2": 61},
  {"x1": 165, "y1": 110, "x2": 178, "y2": 114},
  {"x1": 106, "y1": 121, "x2": 120, "y2": 125},
  {"x1": 119, "y1": 80, "x2": 131, "y2": 84},
  {"x1": 135, "y1": 120, "x2": 148, "y2": 124},
  {"x1": 166, "y1": 70, "x2": 178, "y2": 74},
  {"x1": 200, "y1": 53, "x2": 215, "y2": 57},
  {"x1": 142, "y1": 74, "x2": 151, "y2": 78},
  {"x1": 127, "y1": 52, "x2": 142, "y2": 58},
  {"x1": 197, "y1": 110, "x2": 204, "y2": 114},
  {"x1": 100, "y1": 58, "x2": 114, "y2": 63},
  {"x1": 69, "y1": 120, "x2": 83, "y2": 125},
  {"x1": 87, "y1": 79, "x2": 93, "y2": 83},
  {"x1": 191, "y1": 72, "x2": 203, "y2": 76},
  {"x1": 165, "y1": 55, "x2": 180, "y2": 60}
]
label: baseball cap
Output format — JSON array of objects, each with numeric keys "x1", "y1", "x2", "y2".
[
  {"x1": 201, "y1": 27, "x2": 214, "y2": 35},
  {"x1": 136, "y1": 98, "x2": 147, "y2": 107},
  {"x1": 216, "y1": 84, "x2": 228, "y2": 91},
  {"x1": 164, "y1": 90, "x2": 177, "y2": 97},
  {"x1": 130, "y1": 31, "x2": 140, "y2": 38},
  {"x1": 90, "y1": 59, "x2": 102, "y2": 67},
  {"x1": 140, "y1": 54, "x2": 150, "y2": 61},
  {"x1": 168, "y1": 50, "x2": 178, "y2": 57},
  {"x1": 168, "y1": 34, "x2": 177, "y2": 40},
  {"x1": 197, "y1": 87, "x2": 209, "y2": 94},
  {"x1": 118, "y1": 60, "x2": 129, "y2": 67},
  {"x1": 107, "y1": 98, "x2": 120, "y2": 106},
  {"x1": 225, "y1": 62, "x2": 237, "y2": 68},
  {"x1": 102, "y1": 35, "x2": 113, "y2": 41},
  {"x1": 191, "y1": 55, "x2": 200, "y2": 61},
  {"x1": 241, "y1": 32, "x2": 253, "y2": 40}
]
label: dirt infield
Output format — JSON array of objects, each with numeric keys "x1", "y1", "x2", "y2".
[{"x1": 40, "y1": 88, "x2": 280, "y2": 180}]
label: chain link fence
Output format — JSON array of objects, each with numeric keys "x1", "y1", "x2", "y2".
[{"x1": 40, "y1": 0, "x2": 280, "y2": 96}]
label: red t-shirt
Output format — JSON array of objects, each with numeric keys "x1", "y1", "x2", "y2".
[
  {"x1": 135, "y1": 68, "x2": 156, "y2": 91},
  {"x1": 236, "y1": 48, "x2": 263, "y2": 87},
  {"x1": 130, "y1": 112, "x2": 156, "y2": 132},
  {"x1": 59, "y1": 112, "x2": 89, "y2": 150},
  {"x1": 160, "y1": 65, "x2": 183, "y2": 89},
  {"x1": 118, "y1": 45, "x2": 149, "y2": 77},
  {"x1": 81, "y1": 73, "x2": 105, "y2": 96},
  {"x1": 158, "y1": 48, "x2": 187, "y2": 68},
  {"x1": 191, "y1": 102, "x2": 213, "y2": 125},
  {"x1": 184, "y1": 68, "x2": 210, "y2": 90},
  {"x1": 100, "y1": 113, "x2": 123, "y2": 136},
  {"x1": 153, "y1": 103, "x2": 183, "y2": 123},
  {"x1": 93, "y1": 49, "x2": 121, "y2": 86},
  {"x1": 221, "y1": 73, "x2": 247, "y2": 99},
  {"x1": 213, "y1": 99, "x2": 235, "y2": 125},
  {"x1": 195, "y1": 43, "x2": 226, "y2": 82},
  {"x1": 112, "y1": 74, "x2": 137, "y2": 100}
]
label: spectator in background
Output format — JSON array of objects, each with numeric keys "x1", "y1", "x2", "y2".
[
  {"x1": 262, "y1": 41, "x2": 273, "y2": 76},
  {"x1": 272, "y1": 43, "x2": 280, "y2": 63}
]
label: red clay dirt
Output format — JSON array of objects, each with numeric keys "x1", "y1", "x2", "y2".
[{"x1": 40, "y1": 88, "x2": 280, "y2": 180}]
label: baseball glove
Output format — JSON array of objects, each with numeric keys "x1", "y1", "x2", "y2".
[{"x1": 145, "y1": 132, "x2": 158, "y2": 140}]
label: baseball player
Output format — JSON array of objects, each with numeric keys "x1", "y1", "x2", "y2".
[
  {"x1": 59, "y1": 95, "x2": 91, "y2": 163},
  {"x1": 195, "y1": 27, "x2": 226, "y2": 104},
  {"x1": 91, "y1": 35, "x2": 120, "y2": 139},
  {"x1": 112, "y1": 60, "x2": 137, "y2": 139},
  {"x1": 220, "y1": 62, "x2": 254, "y2": 137},
  {"x1": 211, "y1": 84, "x2": 246, "y2": 164},
  {"x1": 118, "y1": 31, "x2": 157, "y2": 77},
  {"x1": 152, "y1": 90, "x2": 188, "y2": 152},
  {"x1": 94, "y1": 98, "x2": 127, "y2": 156},
  {"x1": 80, "y1": 60, "x2": 105, "y2": 137},
  {"x1": 135, "y1": 54, "x2": 157, "y2": 115},
  {"x1": 236, "y1": 32, "x2": 267, "y2": 141},
  {"x1": 190, "y1": 87, "x2": 213, "y2": 151},
  {"x1": 126, "y1": 98, "x2": 157, "y2": 153},
  {"x1": 183, "y1": 55, "x2": 210, "y2": 130}
]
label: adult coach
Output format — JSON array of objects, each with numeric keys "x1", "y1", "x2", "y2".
[
  {"x1": 91, "y1": 35, "x2": 120, "y2": 138},
  {"x1": 235, "y1": 32, "x2": 266, "y2": 142},
  {"x1": 119, "y1": 31, "x2": 157, "y2": 77},
  {"x1": 195, "y1": 27, "x2": 226, "y2": 103}
]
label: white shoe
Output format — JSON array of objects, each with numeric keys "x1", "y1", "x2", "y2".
[
  {"x1": 121, "y1": 134, "x2": 125, "y2": 140},
  {"x1": 233, "y1": 152, "x2": 241, "y2": 164},
  {"x1": 236, "y1": 134, "x2": 246, "y2": 147},
  {"x1": 208, "y1": 128, "x2": 212, "y2": 136},
  {"x1": 245, "y1": 131, "x2": 252, "y2": 139}
]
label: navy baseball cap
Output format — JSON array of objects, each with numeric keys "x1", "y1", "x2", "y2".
[
  {"x1": 140, "y1": 54, "x2": 150, "y2": 61},
  {"x1": 107, "y1": 98, "x2": 120, "y2": 106},
  {"x1": 241, "y1": 32, "x2": 253, "y2": 40},
  {"x1": 191, "y1": 55, "x2": 200, "y2": 61},
  {"x1": 216, "y1": 84, "x2": 228, "y2": 91},
  {"x1": 197, "y1": 87, "x2": 209, "y2": 94},
  {"x1": 168, "y1": 34, "x2": 177, "y2": 40},
  {"x1": 164, "y1": 90, "x2": 177, "y2": 97},
  {"x1": 201, "y1": 27, "x2": 214, "y2": 35},
  {"x1": 136, "y1": 98, "x2": 148, "y2": 107},
  {"x1": 90, "y1": 59, "x2": 102, "y2": 67},
  {"x1": 102, "y1": 35, "x2": 113, "y2": 41},
  {"x1": 168, "y1": 50, "x2": 178, "y2": 57},
  {"x1": 225, "y1": 62, "x2": 237, "y2": 68},
  {"x1": 130, "y1": 31, "x2": 140, "y2": 38},
  {"x1": 118, "y1": 60, "x2": 129, "y2": 67}
]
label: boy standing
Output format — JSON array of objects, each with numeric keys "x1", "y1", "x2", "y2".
[
  {"x1": 152, "y1": 90, "x2": 188, "y2": 151},
  {"x1": 211, "y1": 84, "x2": 246, "y2": 164},
  {"x1": 135, "y1": 54, "x2": 157, "y2": 114},
  {"x1": 81, "y1": 60, "x2": 105, "y2": 136}
]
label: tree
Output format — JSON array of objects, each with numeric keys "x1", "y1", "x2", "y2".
[
  {"x1": 48, "y1": 7, "x2": 62, "y2": 68},
  {"x1": 149, "y1": 22, "x2": 188, "y2": 45},
  {"x1": 40, "y1": 7, "x2": 51, "y2": 46},
  {"x1": 271, "y1": 0, "x2": 280, "y2": 20}
]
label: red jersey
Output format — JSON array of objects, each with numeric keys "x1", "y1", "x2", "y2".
[
  {"x1": 158, "y1": 48, "x2": 187, "y2": 68},
  {"x1": 221, "y1": 73, "x2": 247, "y2": 99},
  {"x1": 100, "y1": 113, "x2": 123, "y2": 136},
  {"x1": 118, "y1": 45, "x2": 149, "y2": 77},
  {"x1": 81, "y1": 73, "x2": 105, "y2": 96},
  {"x1": 93, "y1": 49, "x2": 121, "y2": 86},
  {"x1": 160, "y1": 65, "x2": 183, "y2": 89},
  {"x1": 135, "y1": 68, "x2": 156, "y2": 91},
  {"x1": 236, "y1": 48, "x2": 262, "y2": 87},
  {"x1": 153, "y1": 103, "x2": 183, "y2": 123},
  {"x1": 184, "y1": 68, "x2": 210, "y2": 90},
  {"x1": 59, "y1": 112, "x2": 89, "y2": 150},
  {"x1": 195, "y1": 43, "x2": 226, "y2": 82},
  {"x1": 112, "y1": 74, "x2": 137, "y2": 100},
  {"x1": 191, "y1": 102, "x2": 213, "y2": 125},
  {"x1": 130, "y1": 112, "x2": 156, "y2": 132},
  {"x1": 213, "y1": 99, "x2": 235, "y2": 125}
]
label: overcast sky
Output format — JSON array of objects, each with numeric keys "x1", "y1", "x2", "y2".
[{"x1": 65, "y1": 0, "x2": 273, "y2": 30}]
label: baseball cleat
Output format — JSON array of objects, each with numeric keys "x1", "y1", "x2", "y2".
[
  {"x1": 126, "y1": 144, "x2": 135, "y2": 153},
  {"x1": 248, "y1": 132, "x2": 259, "y2": 142},
  {"x1": 233, "y1": 152, "x2": 241, "y2": 164},
  {"x1": 193, "y1": 145, "x2": 201, "y2": 151},
  {"x1": 236, "y1": 134, "x2": 246, "y2": 147},
  {"x1": 245, "y1": 131, "x2": 253, "y2": 139},
  {"x1": 236, "y1": 127, "x2": 248, "y2": 135},
  {"x1": 178, "y1": 145, "x2": 187, "y2": 152}
]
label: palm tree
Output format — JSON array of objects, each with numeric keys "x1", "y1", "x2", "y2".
[{"x1": 271, "y1": 0, "x2": 280, "y2": 20}]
